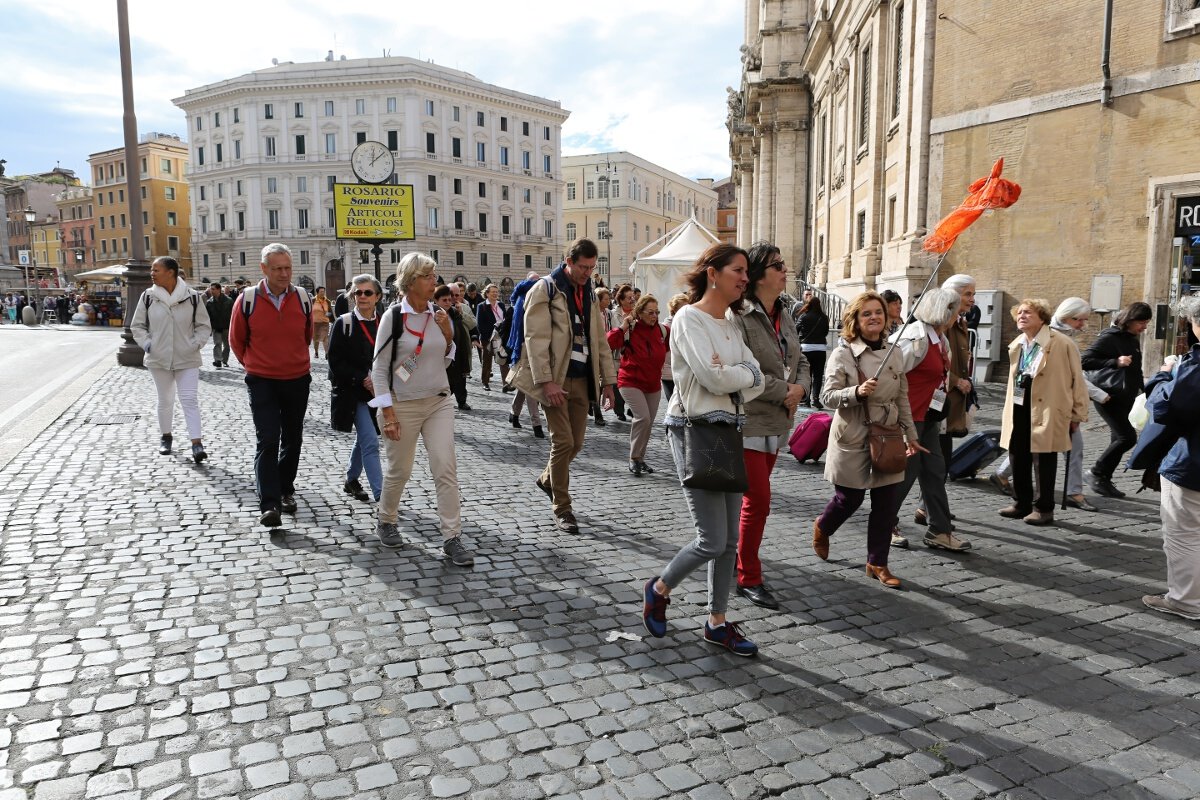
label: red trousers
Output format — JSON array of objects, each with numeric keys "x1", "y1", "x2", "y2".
[{"x1": 737, "y1": 449, "x2": 778, "y2": 587}]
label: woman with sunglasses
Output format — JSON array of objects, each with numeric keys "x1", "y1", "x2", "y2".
[{"x1": 327, "y1": 274, "x2": 384, "y2": 503}]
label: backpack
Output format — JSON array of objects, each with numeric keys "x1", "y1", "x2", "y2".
[
  {"x1": 374, "y1": 305, "x2": 408, "y2": 392},
  {"x1": 240, "y1": 283, "x2": 312, "y2": 347},
  {"x1": 144, "y1": 290, "x2": 199, "y2": 328},
  {"x1": 506, "y1": 276, "x2": 559, "y2": 365}
]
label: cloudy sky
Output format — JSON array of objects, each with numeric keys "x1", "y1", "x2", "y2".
[{"x1": 0, "y1": 1, "x2": 744, "y2": 184}]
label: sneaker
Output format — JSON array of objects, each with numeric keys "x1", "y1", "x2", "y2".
[
  {"x1": 280, "y1": 495, "x2": 298, "y2": 514},
  {"x1": 703, "y1": 620, "x2": 758, "y2": 657},
  {"x1": 628, "y1": 461, "x2": 644, "y2": 476},
  {"x1": 258, "y1": 508, "x2": 282, "y2": 528},
  {"x1": 890, "y1": 526, "x2": 910, "y2": 549},
  {"x1": 924, "y1": 531, "x2": 972, "y2": 551},
  {"x1": 555, "y1": 511, "x2": 580, "y2": 534},
  {"x1": 443, "y1": 536, "x2": 475, "y2": 567},
  {"x1": 637, "y1": 460, "x2": 655, "y2": 474},
  {"x1": 642, "y1": 578, "x2": 669, "y2": 638},
  {"x1": 343, "y1": 479, "x2": 370, "y2": 501},
  {"x1": 1142, "y1": 594, "x2": 1200, "y2": 621},
  {"x1": 1088, "y1": 469, "x2": 1126, "y2": 498},
  {"x1": 376, "y1": 522, "x2": 404, "y2": 549}
]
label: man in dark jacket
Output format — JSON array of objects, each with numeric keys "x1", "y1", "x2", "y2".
[
  {"x1": 205, "y1": 282, "x2": 234, "y2": 368},
  {"x1": 435, "y1": 285, "x2": 473, "y2": 410}
]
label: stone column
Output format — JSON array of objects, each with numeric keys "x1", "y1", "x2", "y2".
[{"x1": 755, "y1": 123, "x2": 775, "y2": 243}]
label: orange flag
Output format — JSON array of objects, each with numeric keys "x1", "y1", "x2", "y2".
[{"x1": 922, "y1": 158, "x2": 1021, "y2": 254}]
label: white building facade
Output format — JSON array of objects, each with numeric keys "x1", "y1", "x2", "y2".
[
  {"x1": 561, "y1": 152, "x2": 718, "y2": 287},
  {"x1": 174, "y1": 57, "x2": 569, "y2": 293}
]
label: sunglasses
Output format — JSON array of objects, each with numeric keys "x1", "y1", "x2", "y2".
[
  {"x1": 767, "y1": 260, "x2": 786, "y2": 271},
  {"x1": 353, "y1": 289, "x2": 377, "y2": 297}
]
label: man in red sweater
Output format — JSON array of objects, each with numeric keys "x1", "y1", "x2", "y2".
[{"x1": 229, "y1": 243, "x2": 313, "y2": 527}]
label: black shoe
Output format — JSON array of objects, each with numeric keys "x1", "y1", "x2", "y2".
[
  {"x1": 343, "y1": 479, "x2": 369, "y2": 501},
  {"x1": 191, "y1": 443, "x2": 207, "y2": 464},
  {"x1": 222, "y1": 361, "x2": 229, "y2": 367},
  {"x1": 535, "y1": 477, "x2": 553, "y2": 500},
  {"x1": 501, "y1": 385, "x2": 516, "y2": 393},
  {"x1": 158, "y1": 435, "x2": 172, "y2": 455},
  {"x1": 737, "y1": 583, "x2": 781, "y2": 610},
  {"x1": 593, "y1": 417, "x2": 606, "y2": 427},
  {"x1": 281, "y1": 495, "x2": 298, "y2": 514},
  {"x1": 628, "y1": 461, "x2": 645, "y2": 476},
  {"x1": 259, "y1": 508, "x2": 282, "y2": 528},
  {"x1": 532, "y1": 426, "x2": 544, "y2": 439},
  {"x1": 1088, "y1": 470, "x2": 1125, "y2": 498},
  {"x1": 458, "y1": 403, "x2": 472, "y2": 411},
  {"x1": 637, "y1": 460, "x2": 655, "y2": 474},
  {"x1": 213, "y1": 361, "x2": 221, "y2": 369},
  {"x1": 482, "y1": 384, "x2": 491, "y2": 392},
  {"x1": 615, "y1": 413, "x2": 628, "y2": 422},
  {"x1": 509, "y1": 414, "x2": 522, "y2": 429}
]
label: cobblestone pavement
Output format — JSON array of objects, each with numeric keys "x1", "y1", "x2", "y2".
[{"x1": 1, "y1": 357, "x2": 1198, "y2": 800}]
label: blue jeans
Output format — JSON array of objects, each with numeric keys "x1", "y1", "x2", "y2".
[
  {"x1": 246, "y1": 373, "x2": 311, "y2": 511},
  {"x1": 347, "y1": 401, "x2": 382, "y2": 501}
]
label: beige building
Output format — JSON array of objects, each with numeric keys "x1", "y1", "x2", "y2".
[
  {"x1": 87, "y1": 134, "x2": 192, "y2": 272},
  {"x1": 714, "y1": 177, "x2": 737, "y2": 245},
  {"x1": 929, "y1": 0, "x2": 1200, "y2": 369},
  {"x1": 561, "y1": 152, "x2": 718, "y2": 287}
]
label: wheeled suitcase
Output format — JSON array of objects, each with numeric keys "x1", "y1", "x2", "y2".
[
  {"x1": 789, "y1": 412, "x2": 833, "y2": 463},
  {"x1": 947, "y1": 429, "x2": 1003, "y2": 480}
]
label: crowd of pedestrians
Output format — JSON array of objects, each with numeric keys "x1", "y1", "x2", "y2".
[{"x1": 123, "y1": 237, "x2": 1200, "y2": 660}]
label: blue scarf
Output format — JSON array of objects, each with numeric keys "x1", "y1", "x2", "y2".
[{"x1": 507, "y1": 278, "x2": 539, "y2": 366}]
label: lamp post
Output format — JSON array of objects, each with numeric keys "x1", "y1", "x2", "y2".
[
  {"x1": 596, "y1": 156, "x2": 617, "y2": 285},
  {"x1": 22, "y1": 206, "x2": 40, "y2": 316}
]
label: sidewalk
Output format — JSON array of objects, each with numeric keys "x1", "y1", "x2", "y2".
[{"x1": 0, "y1": 359, "x2": 1196, "y2": 800}]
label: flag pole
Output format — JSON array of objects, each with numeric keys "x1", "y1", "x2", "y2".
[{"x1": 870, "y1": 247, "x2": 954, "y2": 380}]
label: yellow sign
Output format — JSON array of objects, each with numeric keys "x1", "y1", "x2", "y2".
[{"x1": 333, "y1": 183, "x2": 415, "y2": 240}]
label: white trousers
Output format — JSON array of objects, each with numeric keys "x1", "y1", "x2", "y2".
[
  {"x1": 1161, "y1": 478, "x2": 1200, "y2": 613},
  {"x1": 149, "y1": 367, "x2": 202, "y2": 440},
  {"x1": 377, "y1": 393, "x2": 460, "y2": 539}
]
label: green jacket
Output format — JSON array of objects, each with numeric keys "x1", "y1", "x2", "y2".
[
  {"x1": 736, "y1": 298, "x2": 809, "y2": 438},
  {"x1": 205, "y1": 292, "x2": 234, "y2": 332}
]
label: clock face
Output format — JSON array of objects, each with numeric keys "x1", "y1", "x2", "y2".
[{"x1": 351, "y1": 141, "x2": 394, "y2": 184}]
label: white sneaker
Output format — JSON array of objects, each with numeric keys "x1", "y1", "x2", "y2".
[
  {"x1": 1143, "y1": 594, "x2": 1200, "y2": 621},
  {"x1": 890, "y1": 526, "x2": 909, "y2": 549}
]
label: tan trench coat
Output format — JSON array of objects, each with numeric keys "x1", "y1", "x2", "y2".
[
  {"x1": 820, "y1": 339, "x2": 917, "y2": 489},
  {"x1": 507, "y1": 277, "x2": 617, "y2": 405},
  {"x1": 999, "y1": 325, "x2": 1088, "y2": 453}
]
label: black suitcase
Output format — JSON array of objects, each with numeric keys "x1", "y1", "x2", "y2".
[{"x1": 948, "y1": 429, "x2": 1003, "y2": 481}]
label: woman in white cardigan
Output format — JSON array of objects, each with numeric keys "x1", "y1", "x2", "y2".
[
  {"x1": 130, "y1": 257, "x2": 211, "y2": 462},
  {"x1": 642, "y1": 243, "x2": 765, "y2": 657}
]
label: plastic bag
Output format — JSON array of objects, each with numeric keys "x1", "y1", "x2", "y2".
[{"x1": 1128, "y1": 393, "x2": 1149, "y2": 432}]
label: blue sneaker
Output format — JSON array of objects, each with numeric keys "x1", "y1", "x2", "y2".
[
  {"x1": 642, "y1": 578, "x2": 669, "y2": 638},
  {"x1": 703, "y1": 621, "x2": 758, "y2": 657}
]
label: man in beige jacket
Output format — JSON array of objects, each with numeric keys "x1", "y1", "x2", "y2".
[{"x1": 509, "y1": 239, "x2": 617, "y2": 533}]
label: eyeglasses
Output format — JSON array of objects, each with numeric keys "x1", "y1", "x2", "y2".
[
  {"x1": 352, "y1": 289, "x2": 377, "y2": 297},
  {"x1": 642, "y1": 310, "x2": 660, "y2": 315},
  {"x1": 767, "y1": 260, "x2": 786, "y2": 271}
]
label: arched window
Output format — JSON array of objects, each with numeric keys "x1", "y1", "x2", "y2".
[
  {"x1": 566, "y1": 222, "x2": 577, "y2": 241},
  {"x1": 297, "y1": 275, "x2": 315, "y2": 292}
]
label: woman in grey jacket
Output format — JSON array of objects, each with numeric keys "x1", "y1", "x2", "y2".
[
  {"x1": 733, "y1": 242, "x2": 809, "y2": 609},
  {"x1": 130, "y1": 257, "x2": 211, "y2": 462}
]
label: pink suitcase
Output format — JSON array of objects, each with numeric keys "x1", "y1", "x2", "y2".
[{"x1": 789, "y1": 412, "x2": 832, "y2": 463}]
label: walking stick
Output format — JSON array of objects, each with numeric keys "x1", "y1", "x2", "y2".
[{"x1": 1060, "y1": 444, "x2": 1071, "y2": 510}]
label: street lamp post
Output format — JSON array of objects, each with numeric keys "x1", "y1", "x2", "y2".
[
  {"x1": 22, "y1": 206, "x2": 40, "y2": 323},
  {"x1": 596, "y1": 156, "x2": 617, "y2": 285}
]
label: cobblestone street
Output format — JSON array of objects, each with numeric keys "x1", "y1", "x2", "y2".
[{"x1": 1, "y1": 357, "x2": 1198, "y2": 800}]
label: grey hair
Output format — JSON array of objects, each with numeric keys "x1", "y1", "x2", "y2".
[
  {"x1": 1174, "y1": 295, "x2": 1200, "y2": 325},
  {"x1": 351, "y1": 273, "x2": 382, "y2": 296},
  {"x1": 396, "y1": 252, "x2": 436, "y2": 294},
  {"x1": 914, "y1": 288, "x2": 962, "y2": 328},
  {"x1": 1053, "y1": 296, "x2": 1091, "y2": 324},
  {"x1": 260, "y1": 242, "x2": 291, "y2": 264},
  {"x1": 941, "y1": 273, "x2": 975, "y2": 294},
  {"x1": 483, "y1": 283, "x2": 498, "y2": 295}
]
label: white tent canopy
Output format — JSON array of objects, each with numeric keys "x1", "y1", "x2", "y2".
[{"x1": 628, "y1": 216, "x2": 721, "y2": 304}]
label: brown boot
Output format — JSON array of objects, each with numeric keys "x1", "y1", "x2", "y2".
[
  {"x1": 866, "y1": 563, "x2": 901, "y2": 589},
  {"x1": 812, "y1": 519, "x2": 829, "y2": 561}
]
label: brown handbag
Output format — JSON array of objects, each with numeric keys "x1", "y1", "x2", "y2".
[{"x1": 856, "y1": 360, "x2": 907, "y2": 474}]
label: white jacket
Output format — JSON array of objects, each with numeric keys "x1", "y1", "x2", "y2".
[
  {"x1": 887, "y1": 320, "x2": 937, "y2": 374},
  {"x1": 663, "y1": 304, "x2": 764, "y2": 427},
  {"x1": 131, "y1": 279, "x2": 211, "y2": 371}
]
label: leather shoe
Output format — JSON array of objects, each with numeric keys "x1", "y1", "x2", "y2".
[
  {"x1": 532, "y1": 425, "x2": 545, "y2": 439},
  {"x1": 998, "y1": 505, "x2": 1030, "y2": 519},
  {"x1": 535, "y1": 477, "x2": 553, "y2": 500},
  {"x1": 628, "y1": 461, "x2": 645, "y2": 476},
  {"x1": 1088, "y1": 471, "x2": 1125, "y2": 498},
  {"x1": 158, "y1": 434, "x2": 172, "y2": 455},
  {"x1": 1024, "y1": 509, "x2": 1054, "y2": 526},
  {"x1": 866, "y1": 563, "x2": 901, "y2": 588},
  {"x1": 1065, "y1": 494, "x2": 1098, "y2": 512},
  {"x1": 637, "y1": 461, "x2": 655, "y2": 474},
  {"x1": 509, "y1": 413, "x2": 522, "y2": 429},
  {"x1": 812, "y1": 518, "x2": 829, "y2": 561},
  {"x1": 281, "y1": 495, "x2": 298, "y2": 514},
  {"x1": 457, "y1": 403, "x2": 472, "y2": 411},
  {"x1": 737, "y1": 583, "x2": 781, "y2": 610},
  {"x1": 593, "y1": 417, "x2": 606, "y2": 427}
]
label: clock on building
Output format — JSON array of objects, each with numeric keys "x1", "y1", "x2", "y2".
[{"x1": 350, "y1": 141, "x2": 395, "y2": 184}]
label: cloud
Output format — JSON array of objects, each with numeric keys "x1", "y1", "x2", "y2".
[{"x1": 1, "y1": 1, "x2": 742, "y2": 181}]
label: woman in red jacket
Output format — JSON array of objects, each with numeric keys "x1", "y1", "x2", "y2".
[{"x1": 607, "y1": 294, "x2": 669, "y2": 475}]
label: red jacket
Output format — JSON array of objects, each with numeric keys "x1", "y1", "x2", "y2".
[
  {"x1": 229, "y1": 281, "x2": 313, "y2": 380},
  {"x1": 607, "y1": 321, "x2": 668, "y2": 393}
]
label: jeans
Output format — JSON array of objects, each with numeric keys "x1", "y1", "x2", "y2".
[
  {"x1": 818, "y1": 482, "x2": 904, "y2": 566},
  {"x1": 149, "y1": 367, "x2": 202, "y2": 440},
  {"x1": 737, "y1": 449, "x2": 778, "y2": 587},
  {"x1": 346, "y1": 400, "x2": 382, "y2": 501},
  {"x1": 246, "y1": 373, "x2": 311, "y2": 511},
  {"x1": 539, "y1": 376, "x2": 591, "y2": 515},
  {"x1": 619, "y1": 386, "x2": 661, "y2": 461},
  {"x1": 804, "y1": 349, "x2": 826, "y2": 407},
  {"x1": 896, "y1": 420, "x2": 953, "y2": 534},
  {"x1": 661, "y1": 427, "x2": 742, "y2": 615},
  {"x1": 211, "y1": 329, "x2": 229, "y2": 364},
  {"x1": 1091, "y1": 396, "x2": 1137, "y2": 480}
]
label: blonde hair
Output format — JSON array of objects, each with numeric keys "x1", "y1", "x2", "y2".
[
  {"x1": 839, "y1": 291, "x2": 887, "y2": 342},
  {"x1": 396, "y1": 253, "x2": 436, "y2": 294},
  {"x1": 668, "y1": 293, "x2": 690, "y2": 315},
  {"x1": 1010, "y1": 298, "x2": 1053, "y2": 324}
]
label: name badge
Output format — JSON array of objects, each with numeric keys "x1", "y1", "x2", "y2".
[
  {"x1": 784, "y1": 365, "x2": 792, "y2": 382},
  {"x1": 1013, "y1": 390, "x2": 1025, "y2": 406},
  {"x1": 395, "y1": 356, "x2": 419, "y2": 383},
  {"x1": 929, "y1": 388, "x2": 946, "y2": 412}
]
